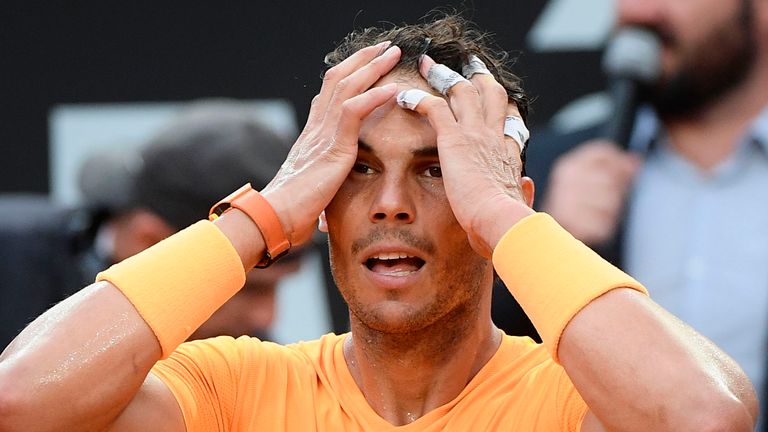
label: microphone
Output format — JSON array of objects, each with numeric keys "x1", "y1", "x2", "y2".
[{"x1": 601, "y1": 27, "x2": 662, "y2": 149}]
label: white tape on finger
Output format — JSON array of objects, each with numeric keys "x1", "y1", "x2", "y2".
[
  {"x1": 462, "y1": 55, "x2": 492, "y2": 79},
  {"x1": 396, "y1": 89, "x2": 431, "y2": 110},
  {"x1": 427, "y1": 64, "x2": 469, "y2": 96},
  {"x1": 505, "y1": 116, "x2": 530, "y2": 152}
]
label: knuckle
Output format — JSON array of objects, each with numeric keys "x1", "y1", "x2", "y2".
[
  {"x1": 334, "y1": 77, "x2": 351, "y2": 94},
  {"x1": 451, "y1": 83, "x2": 480, "y2": 98},
  {"x1": 489, "y1": 83, "x2": 509, "y2": 104},
  {"x1": 322, "y1": 67, "x2": 340, "y2": 83},
  {"x1": 340, "y1": 99, "x2": 357, "y2": 116}
]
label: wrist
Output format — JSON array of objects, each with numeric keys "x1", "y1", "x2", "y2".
[
  {"x1": 492, "y1": 213, "x2": 648, "y2": 362},
  {"x1": 210, "y1": 183, "x2": 291, "y2": 268},
  {"x1": 97, "y1": 221, "x2": 246, "y2": 358},
  {"x1": 212, "y1": 209, "x2": 265, "y2": 270},
  {"x1": 475, "y1": 199, "x2": 535, "y2": 252}
]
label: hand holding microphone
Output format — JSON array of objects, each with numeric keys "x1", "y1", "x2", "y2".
[{"x1": 543, "y1": 27, "x2": 660, "y2": 244}]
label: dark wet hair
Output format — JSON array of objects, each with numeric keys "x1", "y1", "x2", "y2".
[{"x1": 324, "y1": 13, "x2": 530, "y2": 171}]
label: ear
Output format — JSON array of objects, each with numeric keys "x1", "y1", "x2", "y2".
[
  {"x1": 520, "y1": 176, "x2": 535, "y2": 208},
  {"x1": 318, "y1": 210, "x2": 329, "y2": 233}
]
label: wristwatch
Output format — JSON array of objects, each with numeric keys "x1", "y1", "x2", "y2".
[{"x1": 209, "y1": 183, "x2": 291, "y2": 268}]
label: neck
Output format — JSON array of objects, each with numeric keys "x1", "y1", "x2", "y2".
[
  {"x1": 344, "y1": 295, "x2": 500, "y2": 426},
  {"x1": 663, "y1": 60, "x2": 768, "y2": 171}
]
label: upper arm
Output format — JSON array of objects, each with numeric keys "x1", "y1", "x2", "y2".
[
  {"x1": 109, "y1": 373, "x2": 185, "y2": 432},
  {"x1": 578, "y1": 411, "x2": 606, "y2": 432}
]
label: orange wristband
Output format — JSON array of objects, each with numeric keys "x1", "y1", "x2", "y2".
[
  {"x1": 96, "y1": 220, "x2": 246, "y2": 358},
  {"x1": 492, "y1": 213, "x2": 648, "y2": 363},
  {"x1": 209, "y1": 183, "x2": 290, "y2": 268}
]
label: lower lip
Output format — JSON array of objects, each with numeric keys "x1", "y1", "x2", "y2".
[{"x1": 362, "y1": 264, "x2": 425, "y2": 290}]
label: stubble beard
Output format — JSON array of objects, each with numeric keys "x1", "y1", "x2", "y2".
[
  {"x1": 647, "y1": 0, "x2": 756, "y2": 118},
  {"x1": 328, "y1": 229, "x2": 492, "y2": 341}
]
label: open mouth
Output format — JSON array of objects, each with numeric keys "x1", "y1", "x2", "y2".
[{"x1": 365, "y1": 253, "x2": 426, "y2": 276}]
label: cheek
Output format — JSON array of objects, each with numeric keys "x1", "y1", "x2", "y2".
[
  {"x1": 325, "y1": 177, "x2": 370, "y2": 232},
  {"x1": 324, "y1": 181, "x2": 363, "y2": 263}
]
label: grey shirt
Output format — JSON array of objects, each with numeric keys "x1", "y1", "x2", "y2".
[{"x1": 625, "y1": 106, "x2": 768, "y2": 407}]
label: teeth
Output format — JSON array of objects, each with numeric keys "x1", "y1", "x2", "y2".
[{"x1": 372, "y1": 252, "x2": 413, "y2": 260}]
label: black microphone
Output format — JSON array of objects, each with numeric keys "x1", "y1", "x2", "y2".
[{"x1": 601, "y1": 27, "x2": 662, "y2": 149}]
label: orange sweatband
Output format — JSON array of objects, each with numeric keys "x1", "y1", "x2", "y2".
[
  {"x1": 96, "y1": 220, "x2": 246, "y2": 358},
  {"x1": 492, "y1": 213, "x2": 648, "y2": 363}
]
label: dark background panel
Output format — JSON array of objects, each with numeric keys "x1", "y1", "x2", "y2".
[{"x1": 0, "y1": 0, "x2": 604, "y2": 193}]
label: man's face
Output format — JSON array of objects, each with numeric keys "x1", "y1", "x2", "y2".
[
  {"x1": 618, "y1": 0, "x2": 756, "y2": 116},
  {"x1": 322, "y1": 73, "x2": 495, "y2": 334}
]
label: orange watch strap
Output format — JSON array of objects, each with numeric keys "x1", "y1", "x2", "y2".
[{"x1": 209, "y1": 183, "x2": 291, "y2": 268}]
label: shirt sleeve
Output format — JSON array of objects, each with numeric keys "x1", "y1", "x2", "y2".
[
  {"x1": 501, "y1": 360, "x2": 589, "y2": 431},
  {"x1": 151, "y1": 336, "x2": 244, "y2": 432},
  {"x1": 554, "y1": 367, "x2": 589, "y2": 431}
]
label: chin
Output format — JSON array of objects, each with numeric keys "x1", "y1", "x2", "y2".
[{"x1": 350, "y1": 299, "x2": 446, "y2": 334}]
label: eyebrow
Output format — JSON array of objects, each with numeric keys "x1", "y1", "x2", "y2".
[{"x1": 358, "y1": 140, "x2": 439, "y2": 158}]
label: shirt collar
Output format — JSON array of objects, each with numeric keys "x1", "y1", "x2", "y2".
[
  {"x1": 748, "y1": 105, "x2": 768, "y2": 155},
  {"x1": 627, "y1": 103, "x2": 768, "y2": 155}
]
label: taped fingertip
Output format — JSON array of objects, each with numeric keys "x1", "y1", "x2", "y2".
[
  {"x1": 504, "y1": 115, "x2": 530, "y2": 152},
  {"x1": 427, "y1": 64, "x2": 469, "y2": 96},
  {"x1": 397, "y1": 89, "x2": 431, "y2": 110},
  {"x1": 462, "y1": 55, "x2": 492, "y2": 79}
]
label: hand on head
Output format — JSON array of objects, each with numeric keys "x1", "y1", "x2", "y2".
[
  {"x1": 393, "y1": 54, "x2": 535, "y2": 257},
  {"x1": 262, "y1": 43, "x2": 535, "y2": 258},
  {"x1": 260, "y1": 42, "x2": 401, "y2": 247}
]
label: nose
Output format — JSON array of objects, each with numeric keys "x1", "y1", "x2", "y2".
[
  {"x1": 616, "y1": 0, "x2": 663, "y2": 28},
  {"x1": 369, "y1": 173, "x2": 415, "y2": 224}
]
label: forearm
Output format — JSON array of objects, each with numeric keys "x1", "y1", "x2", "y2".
[
  {"x1": 559, "y1": 289, "x2": 757, "y2": 431},
  {"x1": 492, "y1": 213, "x2": 756, "y2": 431},
  {"x1": 0, "y1": 210, "x2": 263, "y2": 431}
]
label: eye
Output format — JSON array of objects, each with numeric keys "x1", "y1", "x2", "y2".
[
  {"x1": 424, "y1": 165, "x2": 442, "y2": 178},
  {"x1": 352, "y1": 162, "x2": 374, "y2": 175}
]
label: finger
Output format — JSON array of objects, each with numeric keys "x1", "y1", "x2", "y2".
[
  {"x1": 583, "y1": 145, "x2": 641, "y2": 180},
  {"x1": 307, "y1": 41, "x2": 392, "y2": 126},
  {"x1": 324, "y1": 45, "x2": 402, "y2": 123},
  {"x1": 420, "y1": 55, "x2": 483, "y2": 127},
  {"x1": 333, "y1": 83, "x2": 399, "y2": 152},
  {"x1": 462, "y1": 55, "x2": 492, "y2": 79},
  {"x1": 578, "y1": 139, "x2": 631, "y2": 163},
  {"x1": 586, "y1": 197, "x2": 624, "y2": 224},
  {"x1": 619, "y1": 153, "x2": 643, "y2": 177},
  {"x1": 396, "y1": 88, "x2": 461, "y2": 138},
  {"x1": 464, "y1": 55, "x2": 508, "y2": 131}
]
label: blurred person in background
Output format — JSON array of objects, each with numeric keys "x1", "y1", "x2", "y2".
[
  {"x1": 520, "y1": 0, "x2": 768, "y2": 423},
  {"x1": 0, "y1": 98, "x2": 304, "y2": 347}
]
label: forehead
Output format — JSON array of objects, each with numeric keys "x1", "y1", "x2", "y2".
[{"x1": 358, "y1": 73, "x2": 443, "y2": 154}]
